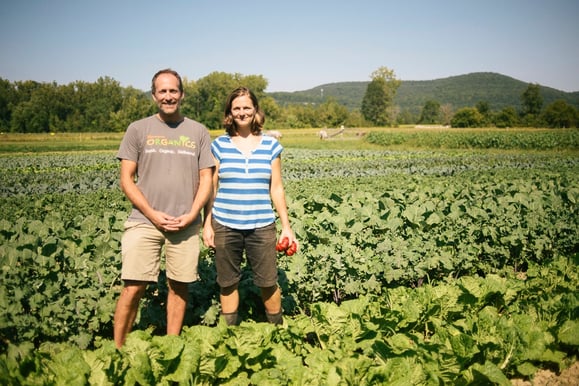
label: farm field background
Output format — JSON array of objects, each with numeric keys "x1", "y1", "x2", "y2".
[{"x1": 0, "y1": 127, "x2": 578, "y2": 385}]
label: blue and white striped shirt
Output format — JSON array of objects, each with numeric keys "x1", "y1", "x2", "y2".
[{"x1": 211, "y1": 134, "x2": 283, "y2": 230}]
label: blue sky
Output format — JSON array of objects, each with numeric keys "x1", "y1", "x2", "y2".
[{"x1": 1, "y1": 0, "x2": 577, "y2": 92}]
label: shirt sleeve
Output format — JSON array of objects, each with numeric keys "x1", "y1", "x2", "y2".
[
  {"x1": 116, "y1": 123, "x2": 140, "y2": 162},
  {"x1": 197, "y1": 126, "x2": 215, "y2": 169},
  {"x1": 271, "y1": 138, "x2": 283, "y2": 161}
]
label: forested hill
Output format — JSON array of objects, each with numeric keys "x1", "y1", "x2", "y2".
[{"x1": 268, "y1": 72, "x2": 579, "y2": 115}]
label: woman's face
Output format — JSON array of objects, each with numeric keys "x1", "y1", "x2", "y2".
[{"x1": 231, "y1": 95, "x2": 255, "y2": 130}]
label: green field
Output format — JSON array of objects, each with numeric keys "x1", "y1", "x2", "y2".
[
  {"x1": 1, "y1": 128, "x2": 577, "y2": 385},
  {"x1": 1, "y1": 127, "x2": 577, "y2": 152}
]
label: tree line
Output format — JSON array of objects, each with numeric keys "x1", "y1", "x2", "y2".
[
  {"x1": 0, "y1": 72, "x2": 359, "y2": 133},
  {"x1": 434, "y1": 83, "x2": 578, "y2": 128},
  {"x1": 0, "y1": 69, "x2": 577, "y2": 133}
]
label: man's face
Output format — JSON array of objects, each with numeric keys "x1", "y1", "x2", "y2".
[{"x1": 152, "y1": 73, "x2": 183, "y2": 117}]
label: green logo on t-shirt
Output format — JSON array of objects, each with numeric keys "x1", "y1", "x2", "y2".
[{"x1": 146, "y1": 135, "x2": 197, "y2": 149}]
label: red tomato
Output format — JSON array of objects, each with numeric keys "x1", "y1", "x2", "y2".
[
  {"x1": 285, "y1": 241, "x2": 297, "y2": 256},
  {"x1": 276, "y1": 237, "x2": 289, "y2": 252}
]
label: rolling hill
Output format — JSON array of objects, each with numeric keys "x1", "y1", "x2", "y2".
[{"x1": 268, "y1": 72, "x2": 579, "y2": 116}]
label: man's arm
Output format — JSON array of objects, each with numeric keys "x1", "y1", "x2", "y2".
[
  {"x1": 120, "y1": 159, "x2": 178, "y2": 230},
  {"x1": 120, "y1": 159, "x2": 153, "y2": 218},
  {"x1": 182, "y1": 166, "x2": 214, "y2": 226}
]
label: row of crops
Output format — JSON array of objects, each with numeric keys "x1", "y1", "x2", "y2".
[{"x1": 1, "y1": 132, "x2": 578, "y2": 384}]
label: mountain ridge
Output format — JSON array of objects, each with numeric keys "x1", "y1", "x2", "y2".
[{"x1": 267, "y1": 72, "x2": 579, "y2": 115}]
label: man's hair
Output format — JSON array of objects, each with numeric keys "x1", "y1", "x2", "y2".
[
  {"x1": 151, "y1": 68, "x2": 183, "y2": 94},
  {"x1": 223, "y1": 87, "x2": 265, "y2": 136}
]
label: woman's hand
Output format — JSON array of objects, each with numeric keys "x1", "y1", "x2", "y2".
[
  {"x1": 202, "y1": 224, "x2": 215, "y2": 248},
  {"x1": 277, "y1": 229, "x2": 299, "y2": 255}
]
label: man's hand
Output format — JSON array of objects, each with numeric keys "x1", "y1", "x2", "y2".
[{"x1": 150, "y1": 211, "x2": 181, "y2": 232}]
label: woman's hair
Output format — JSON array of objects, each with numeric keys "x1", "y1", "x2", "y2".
[
  {"x1": 151, "y1": 68, "x2": 183, "y2": 94},
  {"x1": 223, "y1": 87, "x2": 265, "y2": 136}
]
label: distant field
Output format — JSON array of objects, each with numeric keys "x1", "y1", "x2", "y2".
[
  {"x1": 0, "y1": 129, "x2": 378, "y2": 153},
  {"x1": 0, "y1": 132, "x2": 125, "y2": 153},
  {"x1": 1, "y1": 127, "x2": 577, "y2": 154}
]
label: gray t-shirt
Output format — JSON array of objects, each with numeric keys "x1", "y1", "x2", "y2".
[{"x1": 117, "y1": 115, "x2": 214, "y2": 226}]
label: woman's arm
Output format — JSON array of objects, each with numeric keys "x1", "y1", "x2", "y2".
[
  {"x1": 270, "y1": 156, "x2": 298, "y2": 248},
  {"x1": 202, "y1": 157, "x2": 220, "y2": 248}
]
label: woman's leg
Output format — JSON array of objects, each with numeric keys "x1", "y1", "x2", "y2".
[
  {"x1": 212, "y1": 220, "x2": 244, "y2": 325},
  {"x1": 220, "y1": 283, "x2": 240, "y2": 325},
  {"x1": 261, "y1": 285, "x2": 281, "y2": 314},
  {"x1": 246, "y1": 223, "x2": 282, "y2": 324},
  {"x1": 261, "y1": 285, "x2": 283, "y2": 325}
]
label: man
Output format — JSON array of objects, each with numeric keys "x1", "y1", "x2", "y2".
[{"x1": 113, "y1": 68, "x2": 214, "y2": 348}]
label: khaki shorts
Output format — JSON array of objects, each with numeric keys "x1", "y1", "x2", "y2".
[{"x1": 121, "y1": 221, "x2": 201, "y2": 283}]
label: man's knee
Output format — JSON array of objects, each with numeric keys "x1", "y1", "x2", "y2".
[
  {"x1": 167, "y1": 278, "x2": 190, "y2": 297},
  {"x1": 121, "y1": 281, "x2": 147, "y2": 300}
]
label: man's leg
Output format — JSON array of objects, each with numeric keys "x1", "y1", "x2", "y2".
[
  {"x1": 114, "y1": 281, "x2": 147, "y2": 348},
  {"x1": 164, "y1": 223, "x2": 201, "y2": 335},
  {"x1": 166, "y1": 278, "x2": 189, "y2": 335}
]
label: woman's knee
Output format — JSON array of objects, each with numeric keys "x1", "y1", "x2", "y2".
[
  {"x1": 220, "y1": 283, "x2": 239, "y2": 296},
  {"x1": 260, "y1": 284, "x2": 280, "y2": 299}
]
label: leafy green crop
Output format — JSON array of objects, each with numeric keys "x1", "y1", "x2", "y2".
[
  {"x1": 279, "y1": 171, "x2": 578, "y2": 308},
  {"x1": 365, "y1": 129, "x2": 579, "y2": 150},
  {"x1": 1, "y1": 257, "x2": 576, "y2": 384}
]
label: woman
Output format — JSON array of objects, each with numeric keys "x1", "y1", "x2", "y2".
[{"x1": 203, "y1": 87, "x2": 298, "y2": 326}]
